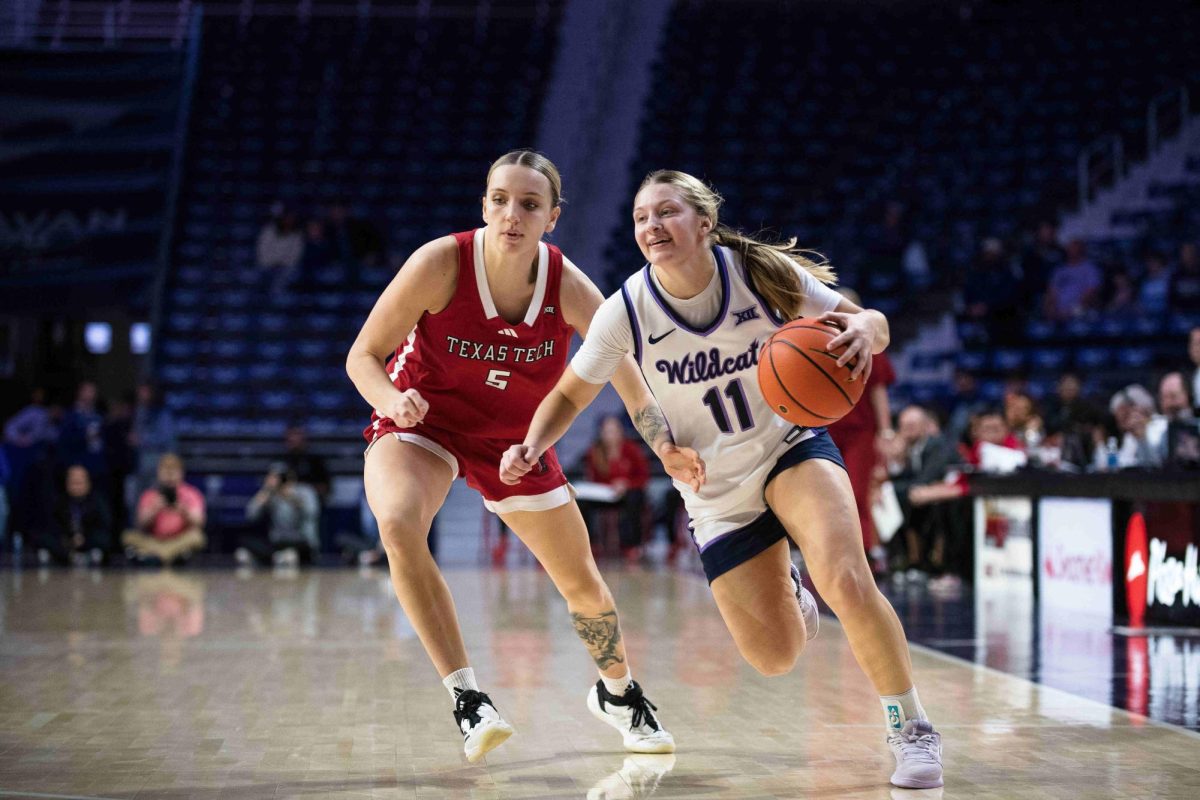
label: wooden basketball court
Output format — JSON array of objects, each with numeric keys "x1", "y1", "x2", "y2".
[{"x1": 2, "y1": 567, "x2": 1197, "y2": 799}]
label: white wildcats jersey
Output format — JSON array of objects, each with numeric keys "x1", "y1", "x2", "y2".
[{"x1": 621, "y1": 245, "x2": 816, "y2": 548}]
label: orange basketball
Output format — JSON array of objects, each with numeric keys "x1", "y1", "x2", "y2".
[{"x1": 757, "y1": 319, "x2": 865, "y2": 427}]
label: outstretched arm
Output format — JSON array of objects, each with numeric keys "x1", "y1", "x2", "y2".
[
  {"x1": 499, "y1": 366, "x2": 603, "y2": 484},
  {"x1": 500, "y1": 259, "x2": 704, "y2": 489},
  {"x1": 610, "y1": 358, "x2": 706, "y2": 491}
]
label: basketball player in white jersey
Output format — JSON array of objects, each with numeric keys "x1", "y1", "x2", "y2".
[{"x1": 501, "y1": 170, "x2": 943, "y2": 789}]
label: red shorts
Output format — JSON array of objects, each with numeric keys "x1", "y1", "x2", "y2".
[{"x1": 364, "y1": 419, "x2": 571, "y2": 514}]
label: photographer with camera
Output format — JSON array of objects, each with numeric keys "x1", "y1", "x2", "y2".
[
  {"x1": 122, "y1": 453, "x2": 206, "y2": 566},
  {"x1": 238, "y1": 463, "x2": 320, "y2": 567}
]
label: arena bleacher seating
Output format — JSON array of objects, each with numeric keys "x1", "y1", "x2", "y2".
[{"x1": 157, "y1": 9, "x2": 564, "y2": 442}]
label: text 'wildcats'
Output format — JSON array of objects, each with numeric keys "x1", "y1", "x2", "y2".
[{"x1": 655, "y1": 341, "x2": 760, "y2": 385}]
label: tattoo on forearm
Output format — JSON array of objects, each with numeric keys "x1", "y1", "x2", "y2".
[
  {"x1": 633, "y1": 405, "x2": 669, "y2": 449},
  {"x1": 570, "y1": 610, "x2": 625, "y2": 670}
]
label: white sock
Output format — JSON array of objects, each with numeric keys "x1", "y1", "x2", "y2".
[
  {"x1": 442, "y1": 667, "x2": 478, "y2": 700},
  {"x1": 600, "y1": 669, "x2": 633, "y2": 697},
  {"x1": 880, "y1": 687, "x2": 927, "y2": 731}
]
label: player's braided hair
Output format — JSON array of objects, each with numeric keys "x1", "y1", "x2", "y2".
[{"x1": 638, "y1": 170, "x2": 836, "y2": 320}]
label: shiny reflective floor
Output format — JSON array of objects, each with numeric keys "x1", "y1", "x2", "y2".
[
  {"x1": 878, "y1": 577, "x2": 1200, "y2": 734},
  {"x1": 2, "y1": 567, "x2": 1198, "y2": 799}
]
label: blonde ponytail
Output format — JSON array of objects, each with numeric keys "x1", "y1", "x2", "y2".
[
  {"x1": 711, "y1": 225, "x2": 836, "y2": 321},
  {"x1": 638, "y1": 170, "x2": 836, "y2": 321}
]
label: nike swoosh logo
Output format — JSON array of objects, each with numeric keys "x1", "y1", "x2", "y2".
[{"x1": 648, "y1": 329, "x2": 676, "y2": 345}]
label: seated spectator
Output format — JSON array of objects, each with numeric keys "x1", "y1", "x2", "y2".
[
  {"x1": 122, "y1": 453, "x2": 206, "y2": 566},
  {"x1": 103, "y1": 392, "x2": 135, "y2": 537},
  {"x1": 1103, "y1": 266, "x2": 1136, "y2": 313},
  {"x1": 1043, "y1": 239, "x2": 1102, "y2": 320},
  {"x1": 327, "y1": 199, "x2": 384, "y2": 266},
  {"x1": 58, "y1": 381, "x2": 108, "y2": 491},
  {"x1": 581, "y1": 415, "x2": 650, "y2": 562},
  {"x1": 1170, "y1": 242, "x2": 1200, "y2": 312},
  {"x1": 961, "y1": 237, "x2": 1021, "y2": 341},
  {"x1": 1158, "y1": 372, "x2": 1194, "y2": 422},
  {"x1": 132, "y1": 383, "x2": 178, "y2": 493},
  {"x1": 38, "y1": 465, "x2": 112, "y2": 566},
  {"x1": 1044, "y1": 373, "x2": 1105, "y2": 468},
  {"x1": 256, "y1": 203, "x2": 305, "y2": 292},
  {"x1": 1019, "y1": 219, "x2": 1065, "y2": 302},
  {"x1": 4, "y1": 386, "x2": 56, "y2": 451},
  {"x1": 1138, "y1": 251, "x2": 1172, "y2": 315},
  {"x1": 239, "y1": 464, "x2": 320, "y2": 566},
  {"x1": 1188, "y1": 326, "x2": 1200, "y2": 416},
  {"x1": 1105, "y1": 385, "x2": 1162, "y2": 468},
  {"x1": 12, "y1": 441, "x2": 59, "y2": 561},
  {"x1": 961, "y1": 410, "x2": 1023, "y2": 467},
  {"x1": 283, "y1": 424, "x2": 330, "y2": 502},
  {"x1": 946, "y1": 369, "x2": 988, "y2": 446},
  {"x1": 302, "y1": 219, "x2": 336, "y2": 278},
  {"x1": 1154, "y1": 372, "x2": 1195, "y2": 464},
  {"x1": 1004, "y1": 390, "x2": 1046, "y2": 449},
  {"x1": 0, "y1": 447, "x2": 9, "y2": 545},
  {"x1": 886, "y1": 406, "x2": 967, "y2": 580}
]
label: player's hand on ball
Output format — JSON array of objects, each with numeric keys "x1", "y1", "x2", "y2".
[
  {"x1": 500, "y1": 444, "x2": 540, "y2": 485},
  {"x1": 380, "y1": 388, "x2": 428, "y2": 428},
  {"x1": 817, "y1": 310, "x2": 874, "y2": 382},
  {"x1": 658, "y1": 442, "x2": 706, "y2": 492}
]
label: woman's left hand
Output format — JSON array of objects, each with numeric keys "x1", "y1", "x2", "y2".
[{"x1": 817, "y1": 310, "x2": 875, "y2": 382}]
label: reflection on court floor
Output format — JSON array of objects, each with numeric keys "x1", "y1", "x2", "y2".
[{"x1": 1, "y1": 567, "x2": 1197, "y2": 799}]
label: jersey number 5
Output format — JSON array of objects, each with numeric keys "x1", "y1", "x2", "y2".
[
  {"x1": 702, "y1": 379, "x2": 754, "y2": 434},
  {"x1": 485, "y1": 369, "x2": 511, "y2": 390}
]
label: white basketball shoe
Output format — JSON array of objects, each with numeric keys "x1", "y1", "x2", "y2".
[
  {"x1": 888, "y1": 719, "x2": 944, "y2": 789},
  {"x1": 452, "y1": 688, "x2": 514, "y2": 763},
  {"x1": 790, "y1": 562, "x2": 820, "y2": 641},
  {"x1": 587, "y1": 680, "x2": 675, "y2": 753}
]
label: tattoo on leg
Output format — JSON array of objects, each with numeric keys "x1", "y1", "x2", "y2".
[
  {"x1": 633, "y1": 405, "x2": 668, "y2": 450},
  {"x1": 570, "y1": 610, "x2": 625, "y2": 670}
]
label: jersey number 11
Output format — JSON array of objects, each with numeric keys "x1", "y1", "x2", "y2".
[{"x1": 702, "y1": 380, "x2": 754, "y2": 434}]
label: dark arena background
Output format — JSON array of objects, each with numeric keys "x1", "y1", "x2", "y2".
[{"x1": 2, "y1": 1, "x2": 1200, "y2": 798}]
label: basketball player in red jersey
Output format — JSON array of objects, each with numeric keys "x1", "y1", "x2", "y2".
[{"x1": 346, "y1": 151, "x2": 697, "y2": 762}]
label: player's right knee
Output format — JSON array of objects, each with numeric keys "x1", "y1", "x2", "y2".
[{"x1": 376, "y1": 513, "x2": 430, "y2": 555}]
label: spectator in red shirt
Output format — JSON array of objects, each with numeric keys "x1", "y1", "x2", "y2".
[
  {"x1": 583, "y1": 415, "x2": 650, "y2": 560},
  {"x1": 961, "y1": 411, "x2": 1023, "y2": 466},
  {"x1": 122, "y1": 453, "x2": 206, "y2": 566}
]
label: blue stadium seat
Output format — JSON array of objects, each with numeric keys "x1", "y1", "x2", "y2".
[
  {"x1": 1030, "y1": 347, "x2": 1069, "y2": 372},
  {"x1": 1075, "y1": 347, "x2": 1112, "y2": 370},
  {"x1": 1117, "y1": 347, "x2": 1154, "y2": 370},
  {"x1": 992, "y1": 348, "x2": 1027, "y2": 372},
  {"x1": 956, "y1": 351, "x2": 988, "y2": 372},
  {"x1": 1025, "y1": 319, "x2": 1057, "y2": 341},
  {"x1": 162, "y1": 339, "x2": 196, "y2": 360}
]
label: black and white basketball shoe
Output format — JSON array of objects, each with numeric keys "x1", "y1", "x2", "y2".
[
  {"x1": 587, "y1": 680, "x2": 675, "y2": 753},
  {"x1": 453, "y1": 688, "x2": 514, "y2": 762}
]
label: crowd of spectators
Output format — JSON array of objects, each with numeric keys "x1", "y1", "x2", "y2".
[
  {"x1": 869, "y1": 324, "x2": 1200, "y2": 590},
  {"x1": 255, "y1": 200, "x2": 384, "y2": 294},
  {"x1": 0, "y1": 382, "x2": 345, "y2": 569},
  {"x1": 2, "y1": 381, "x2": 184, "y2": 565},
  {"x1": 957, "y1": 225, "x2": 1200, "y2": 340}
]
